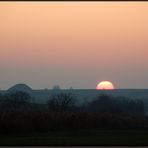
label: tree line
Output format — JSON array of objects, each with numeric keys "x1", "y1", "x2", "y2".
[{"x1": 0, "y1": 91, "x2": 147, "y2": 134}]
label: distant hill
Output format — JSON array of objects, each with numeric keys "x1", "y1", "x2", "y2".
[
  {"x1": 1, "y1": 84, "x2": 148, "y2": 114},
  {"x1": 7, "y1": 83, "x2": 32, "y2": 93},
  {"x1": 0, "y1": 84, "x2": 147, "y2": 114}
]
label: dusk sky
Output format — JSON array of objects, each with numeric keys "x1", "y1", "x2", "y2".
[{"x1": 0, "y1": 2, "x2": 148, "y2": 90}]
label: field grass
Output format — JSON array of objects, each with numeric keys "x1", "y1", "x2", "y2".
[{"x1": 0, "y1": 129, "x2": 148, "y2": 146}]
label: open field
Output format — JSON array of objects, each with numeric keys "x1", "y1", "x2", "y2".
[{"x1": 0, "y1": 129, "x2": 148, "y2": 146}]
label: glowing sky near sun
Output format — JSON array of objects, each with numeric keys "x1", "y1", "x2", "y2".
[
  {"x1": 0, "y1": 2, "x2": 148, "y2": 89},
  {"x1": 96, "y1": 81, "x2": 115, "y2": 90}
]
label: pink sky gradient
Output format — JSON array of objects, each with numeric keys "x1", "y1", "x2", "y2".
[{"x1": 0, "y1": 2, "x2": 148, "y2": 89}]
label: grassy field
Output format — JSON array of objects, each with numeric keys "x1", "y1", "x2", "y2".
[{"x1": 0, "y1": 129, "x2": 148, "y2": 146}]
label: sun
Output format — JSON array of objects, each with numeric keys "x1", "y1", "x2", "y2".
[{"x1": 96, "y1": 81, "x2": 115, "y2": 90}]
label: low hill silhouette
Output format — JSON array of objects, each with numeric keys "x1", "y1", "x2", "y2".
[{"x1": 7, "y1": 83, "x2": 32, "y2": 93}]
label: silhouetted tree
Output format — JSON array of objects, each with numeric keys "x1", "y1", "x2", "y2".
[
  {"x1": 0, "y1": 93, "x2": 4, "y2": 109},
  {"x1": 52, "y1": 85, "x2": 61, "y2": 90},
  {"x1": 47, "y1": 93, "x2": 76, "y2": 112},
  {"x1": 2, "y1": 91, "x2": 31, "y2": 111},
  {"x1": 88, "y1": 94, "x2": 120, "y2": 113},
  {"x1": 87, "y1": 94, "x2": 145, "y2": 116}
]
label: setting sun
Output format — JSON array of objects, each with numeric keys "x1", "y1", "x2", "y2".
[{"x1": 96, "y1": 81, "x2": 115, "y2": 90}]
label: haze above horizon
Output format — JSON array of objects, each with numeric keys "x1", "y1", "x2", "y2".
[{"x1": 0, "y1": 2, "x2": 148, "y2": 89}]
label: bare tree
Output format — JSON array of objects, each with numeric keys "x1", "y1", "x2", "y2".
[
  {"x1": 2, "y1": 91, "x2": 31, "y2": 111},
  {"x1": 47, "y1": 93, "x2": 76, "y2": 112},
  {"x1": 52, "y1": 85, "x2": 61, "y2": 90}
]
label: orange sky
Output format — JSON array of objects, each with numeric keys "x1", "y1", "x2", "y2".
[{"x1": 0, "y1": 2, "x2": 148, "y2": 89}]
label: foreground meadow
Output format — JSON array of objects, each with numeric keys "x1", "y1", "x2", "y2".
[{"x1": 0, "y1": 129, "x2": 148, "y2": 145}]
